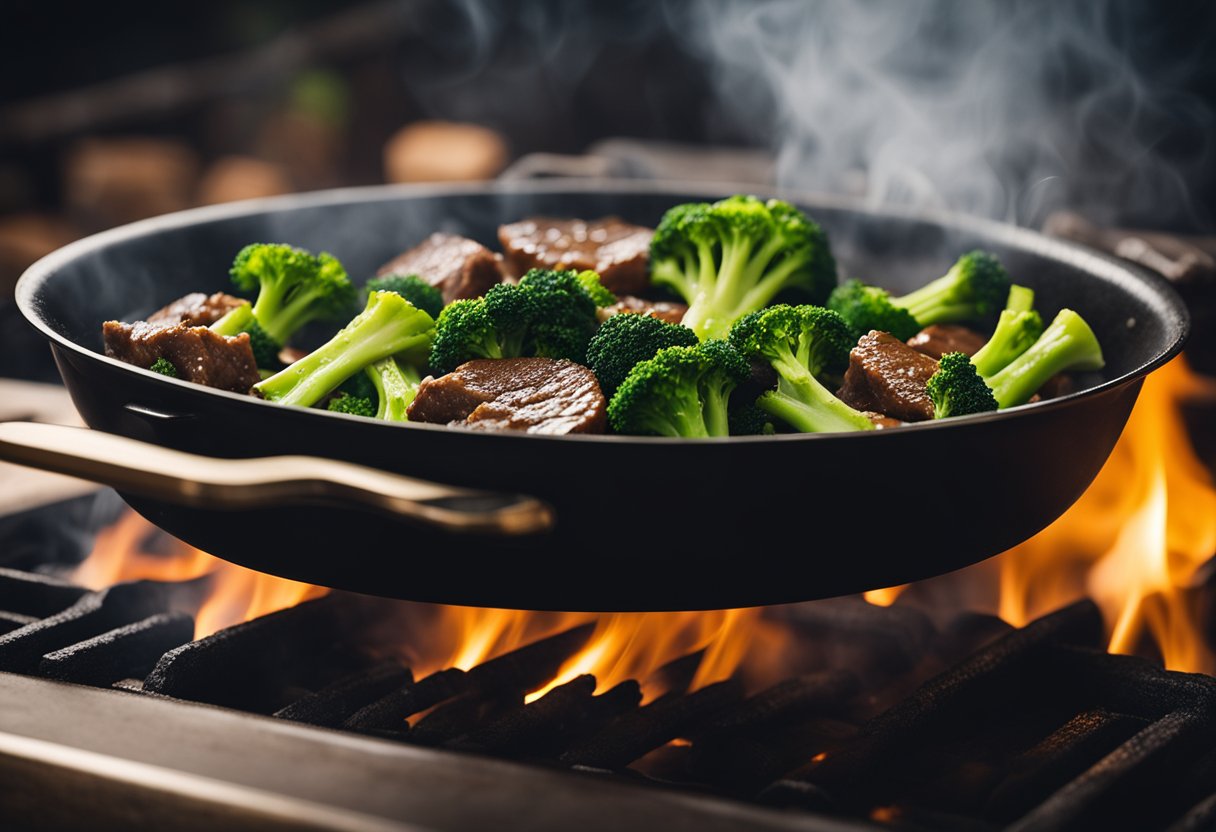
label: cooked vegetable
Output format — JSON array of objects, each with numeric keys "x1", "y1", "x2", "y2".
[
  {"x1": 728, "y1": 401, "x2": 776, "y2": 436},
  {"x1": 729, "y1": 304, "x2": 874, "y2": 434},
  {"x1": 209, "y1": 302, "x2": 282, "y2": 368},
  {"x1": 149, "y1": 357, "x2": 178, "y2": 378},
  {"x1": 986, "y1": 308, "x2": 1104, "y2": 409},
  {"x1": 327, "y1": 393, "x2": 376, "y2": 417},
  {"x1": 607, "y1": 340, "x2": 749, "y2": 437},
  {"x1": 970, "y1": 284, "x2": 1043, "y2": 378},
  {"x1": 828, "y1": 250, "x2": 1011, "y2": 339},
  {"x1": 428, "y1": 268, "x2": 613, "y2": 374},
  {"x1": 364, "y1": 274, "x2": 444, "y2": 319},
  {"x1": 650, "y1": 195, "x2": 837, "y2": 340},
  {"x1": 254, "y1": 290, "x2": 434, "y2": 408},
  {"x1": 825, "y1": 279, "x2": 922, "y2": 341},
  {"x1": 366, "y1": 356, "x2": 421, "y2": 421},
  {"x1": 926, "y1": 352, "x2": 997, "y2": 419},
  {"x1": 584, "y1": 312, "x2": 699, "y2": 396},
  {"x1": 221, "y1": 243, "x2": 356, "y2": 352}
]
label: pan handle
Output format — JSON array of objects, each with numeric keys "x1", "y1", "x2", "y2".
[{"x1": 0, "y1": 422, "x2": 554, "y2": 537}]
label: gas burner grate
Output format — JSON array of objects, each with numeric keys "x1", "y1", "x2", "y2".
[{"x1": 1, "y1": 556, "x2": 1215, "y2": 831}]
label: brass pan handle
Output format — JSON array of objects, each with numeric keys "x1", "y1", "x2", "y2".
[{"x1": 0, "y1": 422, "x2": 554, "y2": 536}]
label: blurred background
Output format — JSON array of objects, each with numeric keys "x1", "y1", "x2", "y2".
[{"x1": 2, "y1": 0, "x2": 1215, "y2": 379}]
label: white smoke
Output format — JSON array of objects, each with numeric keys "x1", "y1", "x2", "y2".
[{"x1": 668, "y1": 0, "x2": 1215, "y2": 228}]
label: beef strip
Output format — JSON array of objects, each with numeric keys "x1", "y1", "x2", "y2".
[
  {"x1": 102, "y1": 321, "x2": 260, "y2": 393},
  {"x1": 498, "y1": 217, "x2": 652, "y2": 296},
  {"x1": 601, "y1": 295, "x2": 689, "y2": 326},
  {"x1": 906, "y1": 324, "x2": 987, "y2": 360},
  {"x1": 837, "y1": 330, "x2": 939, "y2": 422},
  {"x1": 146, "y1": 292, "x2": 246, "y2": 327},
  {"x1": 376, "y1": 232, "x2": 504, "y2": 303},
  {"x1": 407, "y1": 357, "x2": 606, "y2": 435}
]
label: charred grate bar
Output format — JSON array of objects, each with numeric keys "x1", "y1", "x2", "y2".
[{"x1": 1, "y1": 559, "x2": 1216, "y2": 830}]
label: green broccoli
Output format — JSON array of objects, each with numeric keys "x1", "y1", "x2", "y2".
[
  {"x1": 728, "y1": 401, "x2": 776, "y2": 436},
  {"x1": 149, "y1": 357, "x2": 178, "y2": 378},
  {"x1": 827, "y1": 250, "x2": 1011, "y2": 339},
  {"x1": 365, "y1": 356, "x2": 421, "y2": 421},
  {"x1": 584, "y1": 313, "x2": 699, "y2": 396},
  {"x1": 986, "y1": 308, "x2": 1104, "y2": 409},
  {"x1": 254, "y1": 290, "x2": 434, "y2": 408},
  {"x1": 969, "y1": 284, "x2": 1043, "y2": 378},
  {"x1": 926, "y1": 352, "x2": 998, "y2": 419},
  {"x1": 364, "y1": 274, "x2": 444, "y2": 319},
  {"x1": 649, "y1": 195, "x2": 837, "y2": 340},
  {"x1": 729, "y1": 304, "x2": 874, "y2": 434},
  {"x1": 224, "y1": 243, "x2": 356, "y2": 348},
  {"x1": 209, "y1": 302, "x2": 283, "y2": 368},
  {"x1": 826, "y1": 279, "x2": 922, "y2": 341},
  {"x1": 894, "y1": 250, "x2": 1010, "y2": 326},
  {"x1": 327, "y1": 393, "x2": 376, "y2": 417},
  {"x1": 428, "y1": 268, "x2": 613, "y2": 374},
  {"x1": 607, "y1": 340, "x2": 749, "y2": 437}
]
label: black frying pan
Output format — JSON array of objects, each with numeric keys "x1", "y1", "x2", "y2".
[{"x1": 12, "y1": 181, "x2": 1189, "y2": 611}]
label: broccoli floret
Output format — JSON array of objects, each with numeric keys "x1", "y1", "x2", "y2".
[
  {"x1": 826, "y1": 279, "x2": 921, "y2": 342},
  {"x1": 826, "y1": 279, "x2": 919, "y2": 340},
  {"x1": 365, "y1": 356, "x2": 421, "y2": 421},
  {"x1": 729, "y1": 304, "x2": 874, "y2": 434},
  {"x1": 428, "y1": 268, "x2": 610, "y2": 374},
  {"x1": 364, "y1": 274, "x2": 444, "y2": 319},
  {"x1": 228, "y1": 243, "x2": 356, "y2": 347},
  {"x1": 607, "y1": 341, "x2": 749, "y2": 437},
  {"x1": 149, "y1": 357, "x2": 178, "y2": 378},
  {"x1": 986, "y1": 309, "x2": 1104, "y2": 409},
  {"x1": 584, "y1": 313, "x2": 699, "y2": 396},
  {"x1": 254, "y1": 291, "x2": 435, "y2": 408},
  {"x1": 893, "y1": 250, "x2": 1010, "y2": 326},
  {"x1": 327, "y1": 393, "x2": 376, "y2": 417},
  {"x1": 209, "y1": 302, "x2": 283, "y2": 369},
  {"x1": 970, "y1": 284, "x2": 1044, "y2": 378},
  {"x1": 728, "y1": 401, "x2": 776, "y2": 436},
  {"x1": 650, "y1": 195, "x2": 837, "y2": 340},
  {"x1": 926, "y1": 352, "x2": 998, "y2": 419}
]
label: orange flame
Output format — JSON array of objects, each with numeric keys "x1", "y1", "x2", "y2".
[
  {"x1": 995, "y1": 356, "x2": 1216, "y2": 672},
  {"x1": 407, "y1": 606, "x2": 769, "y2": 703},
  {"x1": 73, "y1": 513, "x2": 327, "y2": 638}
]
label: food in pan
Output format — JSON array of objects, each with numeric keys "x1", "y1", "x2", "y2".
[{"x1": 101, "y1": 195, "x2": 1105, "y2": 437}]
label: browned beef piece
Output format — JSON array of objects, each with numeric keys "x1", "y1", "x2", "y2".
[
  {"x1": 146, "y1": 292, "x2": 246, "y2": 327},
  {"x1": 906, "y1": 324, "x2": 987, "y2": 360},
  {"x1": 602, "y1": 295, "x2": 689, "y2": 326},
  {"x1": 837, "y1": 331, "x2": 939, "y2": 422},
  {"x1": 102, "y1": 321, "x2": 260, "y2": 393},
  {"x1": 866, "y1": 412, "x2": 904, "y2": 429},
  {"x1": 498, "y1": 217, "x2": 652, "y2": 296},
  {"x1": 376, "y1": 232, "x2": 504, "y2": 303},
  {"x1": 1033, "y1": 374, "x2": 1076, "y2": 402},
  {"x1": 407, "y1": 357, "x2": 606, "y2": 435}
]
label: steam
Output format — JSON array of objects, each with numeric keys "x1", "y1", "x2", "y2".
[{"x1": 669, "y1": 0, "x2": 1215, "y2": 227}]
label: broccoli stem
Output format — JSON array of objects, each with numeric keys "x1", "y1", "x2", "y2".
[
  {"x1": 759, "y1": 374, "x2": 875, "y2": 434},
  {"x1": 209, "y1": 303, "x2": 255, "y2": 337},
  {"x1": 366, "y1": 357, "x2": 421, "y2": 421},
  {"x1": 970, "y1": 285, "x2": 1043, "y2": 378},
  {"x1": 254, "y1": 282, "x2": 328, "y2": 346},
  {"x1": 986, "y1": 309, "x2": 1104, "y2": 409},
  {"x1": 648, "y1": 392, "x2": 712, "y2": 438},
  {"x1": 254, "y1": 292, "x2": 432, "y2": 408}
]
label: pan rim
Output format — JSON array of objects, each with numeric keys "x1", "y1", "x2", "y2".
[{"x1": 14, "y1": 178, "x2": 1191, "y2": 446}]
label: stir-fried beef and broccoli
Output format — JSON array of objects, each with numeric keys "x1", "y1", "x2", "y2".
[{"x1": 101, "y1": 195, "x2": 1105, "y2": 437}]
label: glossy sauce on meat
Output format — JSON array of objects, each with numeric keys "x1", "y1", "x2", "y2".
[
  {"x1": 146, "y1": 292, "x2": 246, "y2": 328},
  {"x1": 376, "y1": 232, "x2": 504, "y2": 303},
  {"x1": 498, "y1": 217, "x2": 652, "y2": 295},
  {"x1": 837, "y1": 331, "x2": 939, "y2": 422},
  {"x1": 906, "y1": 324, "x2": 987, "y2": 360},
  {"x1": 602, "y1": 295, "x2": 689, "y2": 325},
  {"x1": 102, "y1": 321, "x2": 260, "y2": 393},
  {"x1": 407, "y1": 357, "x2": 607, "y2": 434}
]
